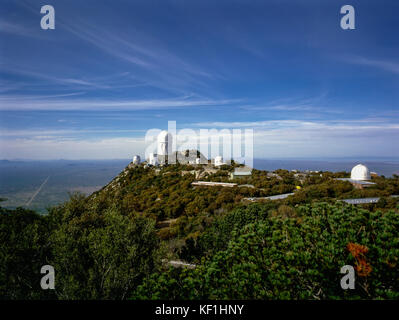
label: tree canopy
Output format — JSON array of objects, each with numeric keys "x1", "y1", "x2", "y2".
[{"x1": 1, "y1": 164, "x2": 398, "y2": 300}]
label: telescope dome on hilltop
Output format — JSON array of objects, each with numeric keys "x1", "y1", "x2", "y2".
[
  {"x1": 132, "y1": 155, "x2": 141, "y2": 165},
  {"x1": 351, "y1": 164, "x2": 371, "y2": 181},
  {"x1": 148, "y1": 153, "x2": 158, "y2": 166},
  {"x1": 214, "y1": 156, "x2": 224, "y2": 167},
  {"x1": 157, "y1": 130, "x2": 172, "y2": 156}
]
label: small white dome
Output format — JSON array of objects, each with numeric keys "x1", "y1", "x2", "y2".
[
  {"x1": 148, "y1": 153, "x2": 158, "y2": 166},
  {"x1": 351, "y1": 164, "x2": 371, "y2": 181},
  {"x1": 214, "y1": 156, "x2": 224, "y2": 166},
  {"x1": 132, "y1": 155, "x2": 141, "y2": 164}
]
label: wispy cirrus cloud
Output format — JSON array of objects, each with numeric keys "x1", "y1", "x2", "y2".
[
  {"x1": 186, "y1": 118, "x2": 399, "y2": 158},
  {"x1": 65, "y1": 21, "x2": 218, "y2": 79},
  {"x1": 4, "y1": 0, "x2": 222, "y2": 96},
  {"x1": 58, "y1": 17, "x2": 223, "y2": 95},
  {"x1": 2, "y1": 117, "x2": 398, "y2": 160},
  {"x1": 343, "y1": 56, "x2": 399, "y2": 75},
  {"x1": 0, "y1": 65, "x2": 146, "y2": 91},
  {"x1": 239, "y1": 93, "x2": 341, "y2": 114},
  {"x1": 0, "y1": 92, "x2": 86, "y2": 100},
  {"x1": 0, "y1": 136, "x2": 147, "y2": 160},
  {"x1": 0, "y1": 94, "x2": 240, "y2": 111},
  {"x1": 192, "y1": 119, "x2": 399, "y2": 131},
  {"x1": 0, "y1": 128, "x2": 146, "y2": 138},
  {"x1": 0, "y1": 19, "x2": 42, "y2": 39}
]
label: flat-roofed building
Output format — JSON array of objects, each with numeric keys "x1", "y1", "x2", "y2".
[
  {"x1": 336, "y1": 178, "x2": 376, "y2": 189},
  {"x1": 230, "y1": 168, "x2": 252, "y2": 180},
  {"x1": 192, "y1": 181, "x2": 237, "y2": 187},
  {"x1": 243, "y1": 192, "x2": 295, "y2": 202},
  {"x1": 214, "y1": 156, "x2": 225, "y2": 167},
  {"x1": 340, "y1": 197, "x2": 380, "y2": 205},
  {"x1": 340, "y1": 195, "x2": 399, "y2": 205}
]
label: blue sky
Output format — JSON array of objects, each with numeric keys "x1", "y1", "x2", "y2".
[{"x1": 0, "y1": 0, "x2": 398, "y2": 160}]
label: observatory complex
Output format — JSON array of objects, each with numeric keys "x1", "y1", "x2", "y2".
[
  {"x1": 133, "y1": 130, "x2": 377, "y2": 192},
  {"x1": 141, "y1": 130, "x2": 228, "y2": 167}
]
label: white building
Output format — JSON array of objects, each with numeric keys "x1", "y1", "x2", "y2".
[
  {"x1": 351, "y1": 164, "x2": 371, "y2": 181},
  {"x1": 132, "y1": 155, "x2": 141, "y2": 165},
  {"x1": 214, "y1": 156, "x2": 224, "y2": 167},
  {"x1": 336, "y1": 163, "x2": 375, "y2": 189},
  {"x1": 158, "y1": 130, "x2": 172, "y2": 156},
  {"x1": 230, "y1": 168, "x2": 252, "y2": 179},
  {"x1": 148, "y1": 153, "x2": 159, "y2": 166}
]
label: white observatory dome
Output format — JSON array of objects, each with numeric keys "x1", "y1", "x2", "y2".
[
  {"x1": 148, "y1": 153, "x2": 158, "y2": 166},
  {"x1": 351, "y1": 164, "x2": 371, "y2": 181},
  {"x1": 132, "y1": 155, "x2": 141, "y2": 165},
  {"x1": 214, "y1": 156, "x2": 224, "y2": 167},
  {"x1": 157, "y1": 130, "x2": 172, "y2": 156}
]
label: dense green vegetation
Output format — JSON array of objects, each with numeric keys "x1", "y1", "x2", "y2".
[
  {"x1": 135, "y1": 203, "x2": 399, "y2": 299},
  {"x1": 1, "y1": 163, "x2": 398, "y2": 300}
]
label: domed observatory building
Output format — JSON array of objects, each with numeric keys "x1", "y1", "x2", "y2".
[
  {"x1": 214, "y1": 156, "x2": 225, "y2": 167},
  {"x1": 157, "y1": 130, "x2": 173, "y2": 165},
  {"x1": 351, "y1": 164, "x2": 371, "y2": 181},
  {"x1": 148, "y1": 153, "x2": 158, "y2": 166},
  {"x1": 132, "y1": 155, "x2": 141, "y2": 165},
  {"x1": 337, "y1": 163, "x2": 375, "y2": 189}
]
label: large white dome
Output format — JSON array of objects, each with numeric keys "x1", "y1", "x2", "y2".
[
  {"x1": 158, "y1": 130, "x2": 170, "y2": 142},
  {"x1": 351, "y1": 164, "x2": 371, "y2": 181}
]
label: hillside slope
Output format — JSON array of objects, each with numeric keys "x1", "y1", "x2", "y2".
[{"x1": 1, "y1": 162, "x2": 399, "y2": 299}]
